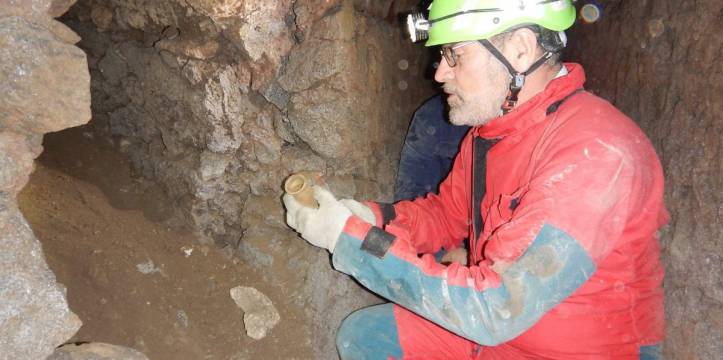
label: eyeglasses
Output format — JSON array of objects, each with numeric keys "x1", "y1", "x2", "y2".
[{"x1": 440, "y1": 41, "x2": 476, "y2": 67}]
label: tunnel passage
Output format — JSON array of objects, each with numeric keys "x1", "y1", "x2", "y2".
[
  {"x1": 3, "y1": 0, "x2": 721, "y2": 359},
  {"x1": 19, "y1": 126, "x2": 318, "y2": 359}
]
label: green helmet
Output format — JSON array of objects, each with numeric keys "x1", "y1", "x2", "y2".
[{"x1": 424, "y1": 0, "x2": 576, "y2": 46}]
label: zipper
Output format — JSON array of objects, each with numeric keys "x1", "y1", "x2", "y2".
[{"x1": 471, "y1": 136, "x2": 496, "y2": 264}]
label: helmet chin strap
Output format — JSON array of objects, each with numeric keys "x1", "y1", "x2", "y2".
[{"x1": 478, "y1": 39, "x2": 552, "y2": 114}]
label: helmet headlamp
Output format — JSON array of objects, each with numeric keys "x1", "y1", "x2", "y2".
[{"x1": 406, "y1": 12, "x2": 430, "y2": 43}]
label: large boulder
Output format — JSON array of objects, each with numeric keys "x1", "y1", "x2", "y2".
[
  {"x1": 0, "y1": 16, "x2": 90, "y2": 134},
  {"x1": 0, "y1": 0, "x2": 90, "y2": 358},
  {"x1": 0, "y1": 134, "x2": 82, "y2": 359}
]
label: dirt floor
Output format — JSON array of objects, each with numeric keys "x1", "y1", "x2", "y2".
[{"x1": 18, "y1": 127, "x2": 313, "y2": 360}]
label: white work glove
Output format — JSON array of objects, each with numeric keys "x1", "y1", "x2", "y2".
[
  {"x1": 339, "y1": 199, "x2": 376, "y2": 225},
  {"x1": 283, "y1": 186, "x2": 352, "y2": 253}
]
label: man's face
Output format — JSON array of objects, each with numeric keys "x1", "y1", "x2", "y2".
[{"x1": 434, "y1": 41, "x2": 509, "y2": 127}]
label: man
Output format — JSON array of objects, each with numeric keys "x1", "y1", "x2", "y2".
[{"x1": 284, "y1": 0, "x2": 667, "y2": 358}]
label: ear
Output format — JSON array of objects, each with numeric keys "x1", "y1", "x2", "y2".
[{"x1": 503, "y1": 28, "x2": 541, "y2": 73}]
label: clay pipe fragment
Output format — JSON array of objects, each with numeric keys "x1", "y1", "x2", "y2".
[{"x1": 284, "y1": 171, "x2": 325, "y2": 209}]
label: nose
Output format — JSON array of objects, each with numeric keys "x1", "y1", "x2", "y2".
[{"x1": 434, "y1": 58, "x2": 453, "y2": 83}]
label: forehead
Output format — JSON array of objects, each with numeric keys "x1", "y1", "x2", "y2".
[
  {"x1": 441, "y1": 41, "x2": 463, "y2": 49},
  {"x1": 441, "y1": 40, "x2": 478, "y2": 51}
]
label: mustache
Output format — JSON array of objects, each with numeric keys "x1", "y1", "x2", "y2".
[
  {"x1": 442, "y1": 84, "x2": 457, "y2": 94},
  {"x1": 442, "y1": 85, "x2": 462, "y2": 103}
]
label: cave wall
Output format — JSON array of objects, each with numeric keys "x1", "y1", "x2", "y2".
[
  {"x1": 60, "y1": 0, "x2": 433, "y2": 358},
  {"x1": 565, "y1": 1, "x2": 722, "y2": 358},
  {"x1": 63, "y1": 0, "x2": 431, "y2": 246},
  {"x1": 0, "y1": 0, "x2": 88, "y2": 358}
]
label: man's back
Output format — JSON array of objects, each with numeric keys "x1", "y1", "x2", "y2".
[{"x1": 484, "y1": 90, "x2": 666, "y2": 358}]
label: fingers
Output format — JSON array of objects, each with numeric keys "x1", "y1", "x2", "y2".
[
  {"x1": 339, "y1": 199, "x2": 359, "y2": 210},
  {"x1": 312, "y1": 185, "x2": 337, "y2": 205},
  {"x1": 295, "y1": 206, "x2": 313, "y2": 234},
  {"x1": 285, "y1": 186, "x2": 342, "y2": 242},
  {"x1": 340, "y1": 199, "x2": 376, "y2": 225},
  {"x1": 283, "y1": 193, "x2": 301, "y2": 212},
  {"x1": 283, "y1": 192, "x2": 317, "y2": 234},
  {"x1": 286, "y1": 211, "x2": 297, "y2": 230},
  {"x1": 283, "y1": 194, "x2": 301, "y2": 229}
]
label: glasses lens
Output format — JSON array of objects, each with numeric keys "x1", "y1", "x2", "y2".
[{"x1": 440, "y1": 47, "x2": 456, "y2": 67}]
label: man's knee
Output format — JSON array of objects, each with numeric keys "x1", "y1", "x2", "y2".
[
  {"x1": 336, "y1": 304, "x2": 403, "y2": 360},
  {"x1": 336, "y1": 307, "x2": 367, "y2": 355}
]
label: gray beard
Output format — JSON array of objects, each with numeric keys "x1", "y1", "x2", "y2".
[
  {"x1": 448, "y1": 97, "x2": 505, "y2": 127},
  {"x1": 444, "y1": 58, "x2": 511, "y2": 127}
]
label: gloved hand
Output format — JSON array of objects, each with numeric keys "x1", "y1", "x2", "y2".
[
  {"x1": 339, "y1": 199, "x2": 376, "y2": 225},
  {"x1": 283, "y1": 186, "x2": 352, "y2": 252}
]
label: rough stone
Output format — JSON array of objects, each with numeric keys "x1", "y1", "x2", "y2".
[
  {"x1": 110, "y1": 1, "x2": 178, "y2": 31},
  {"x1": 277, "y1": 37, "x2": 348, "y2": 92},
  {"x1": 48, "y1": 0, "x2": 77, "y2": 18},
  {"x1": 280, "y1": 146, "x2": 327, "y2": 174},
  {"x1": 248, "y1": 54, "x2": 282, "y2": 92},
  {"x1": 261, "y1": 81, "x2": 290, "y2": 110},
  {"x1": 288, "y1": 82, "x2": 355, "y2": 159},
  {"x1": 47, "y1": 342, "x2": 149, "y2": 360},
  {"x1": 0, "y1": 206, "x2": 82, "y2": 360},
  {"x1": 89, "y1": 4, "x2": 113, "y2": 32},
  {"x1": 186, "y1": 0, "x2": 244, "y2": 23},
  {"x1": 235, "y1": 1, "x2": 293, "y2": 64},
  {"x1": 96, "y1": 49, "x2": 128, "y2": 86},
  {"x1": 0, "y1": 132, "x2": 41, "y2": 197},
  {"x1": 0, "y1": 0, "x2": 50, "y2": 19},
  {"x1": 155, "y1": 36, "x2": 220, "y2": 60},
  {"x1": 0, "y1": 2, "x2": 89, "y2": 359},
  {"x1": 0, "y1": 16, "x2": 90, "y2": 134},
  {"x1": 201, "y1": 65, "x2": 251, "y2": 153},
  {"x1": 47, "y1": 18, "x2": 82, "y2": 43},
  {"x1": 229, "y1": 286, "x2": 280, "y2": 340}
]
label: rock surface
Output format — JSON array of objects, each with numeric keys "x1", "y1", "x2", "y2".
[
  {"x1": 60, "y1": 1, "x2": 433, "y2": 357},
  {"x1": 230, "y1": 286, "x2": 280, "y2": 340},
  {"x1": 0, "y1": 203, "x2": 82, "y2": 360},
  {"x1": 0, "y1": 16, "x2": 89, "y2": 134},
  {"x1": 62, "y1": 0, "x2": 432, "y2": 243},
  {"x1": 0, "y1": 0, "x2": 89, "y2": 359},
  {"x1": 48, "y1": 342, "x2": 149, "y2": 360},
  {"x1": 567, "y1": 1, "x2": 722, "y2": 358}
]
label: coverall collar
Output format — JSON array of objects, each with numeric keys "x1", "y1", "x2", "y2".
[{"x1": 475, "y1": 63, "x2": 586, "y2": 139}]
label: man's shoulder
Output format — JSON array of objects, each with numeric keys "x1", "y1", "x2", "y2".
[
  {"x1": 558, "y1": 90, "x2": 627, "y2": 120},
  {"x1": 542, "y1": 91, "x2": 658, "y2": 162},
  {"x1": 552, "y1": 91, "x2": 646, "y2": 139}
]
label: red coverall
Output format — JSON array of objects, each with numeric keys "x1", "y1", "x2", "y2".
[{"x1": 332, "y1": 63, "x2": 667, "y2": 359}]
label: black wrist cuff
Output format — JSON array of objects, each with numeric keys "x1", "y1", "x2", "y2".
[
  {"x1": 378, "y1": 203, "x2": 397, "y2": 226},
  {"x1": 360, "y1": 226, "x2": 396, "y2": 258}
]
